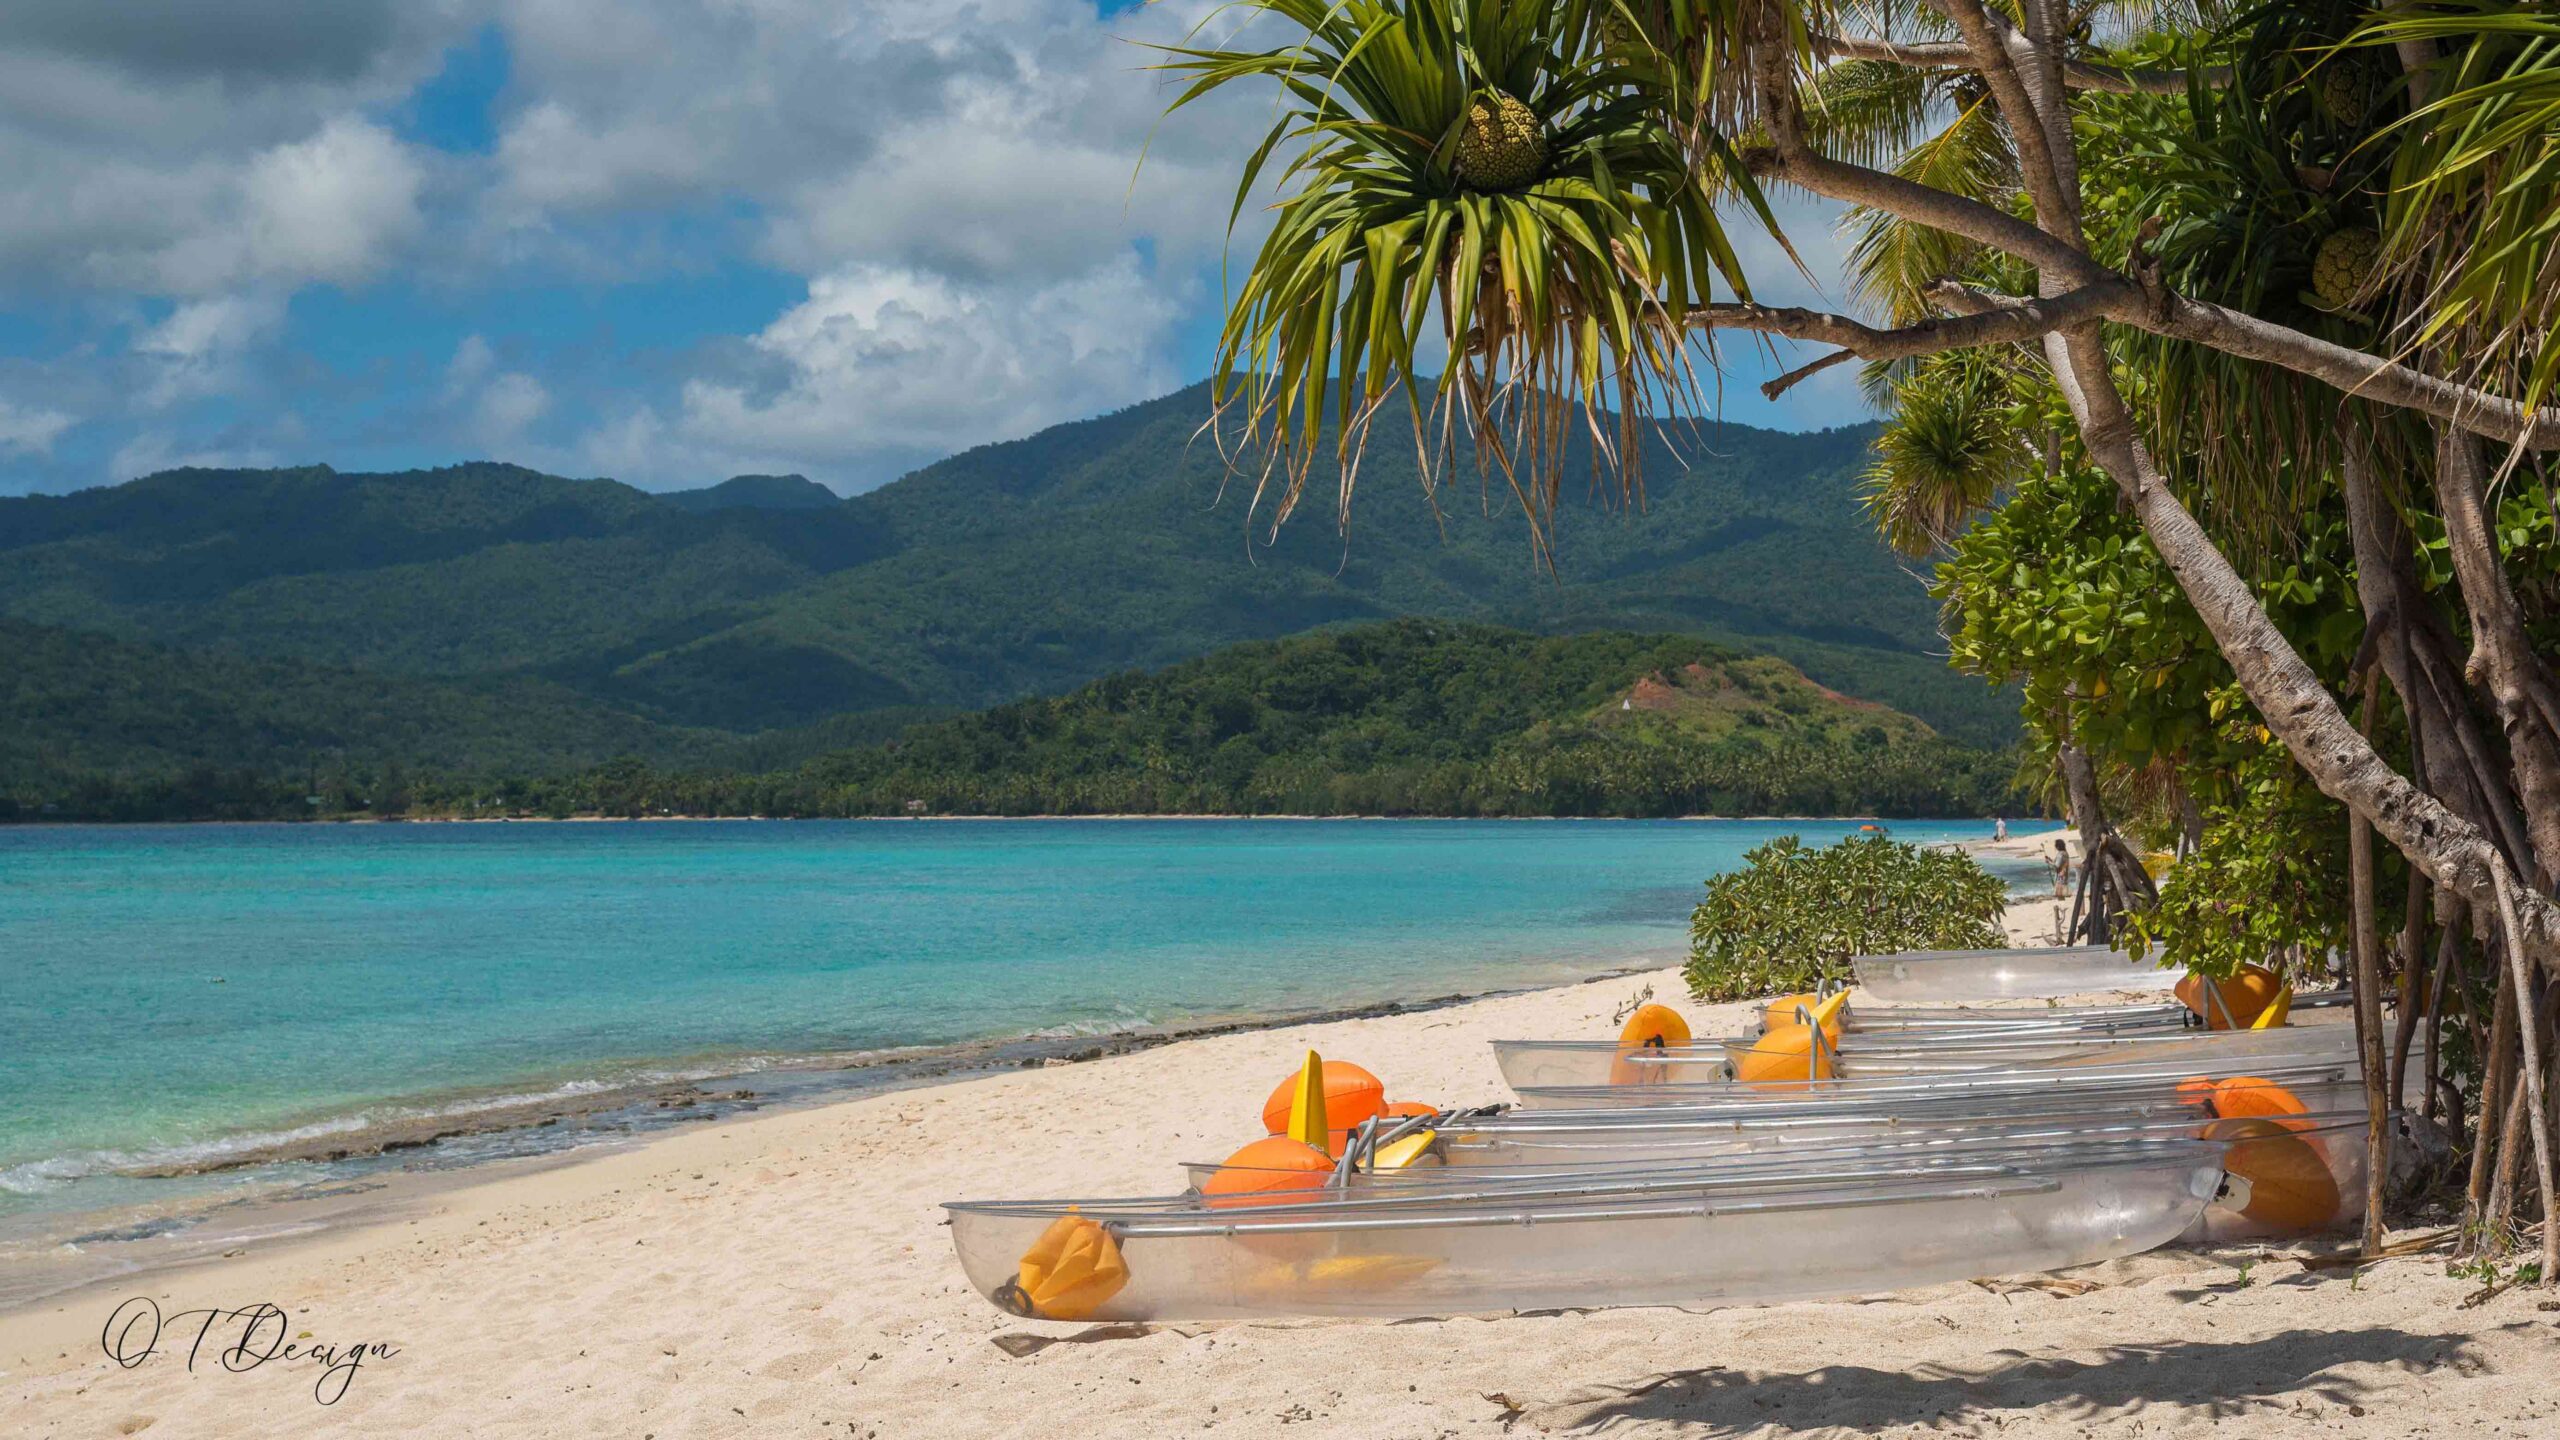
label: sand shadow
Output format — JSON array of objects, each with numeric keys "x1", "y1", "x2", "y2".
[{"x1": 1528, "y1": 1323, "x2": 2526, "y2": 1433}]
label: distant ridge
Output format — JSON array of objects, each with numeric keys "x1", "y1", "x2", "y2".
[
  {"x1": 660, "y1": 474, "x2": 840, "y2": 512},
  {"x1": 0, "y1": 380, "x2": 2011, "y2": 801}
]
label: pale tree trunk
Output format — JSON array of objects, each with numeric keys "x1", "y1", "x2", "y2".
[
  {"x1": 2338, "y1": 429, "x2": 2537, "y2": 869},
  {"x1": 2054, "y1": 741, "x2": 2155, "y2": 944},
  {"x1": 2350, "y1": 689, "x2": 2390, "y2": 1254},
  {"x1": 2429, "y1": 429, "x2": 2560, "y2": 889}
]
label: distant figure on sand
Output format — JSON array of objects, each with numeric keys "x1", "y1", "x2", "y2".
[
  {"x1": 2049, "y1": 838, "x2": 2073, "y2": 898},
  {"x1": 1993, "y1": 817, "x2": 2007, "y2": 842}
]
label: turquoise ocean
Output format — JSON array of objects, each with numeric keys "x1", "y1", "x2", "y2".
[{"x1": 0, "y1": 818, "x2": 2033, "y2": 1239}]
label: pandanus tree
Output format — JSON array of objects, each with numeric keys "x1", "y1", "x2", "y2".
[{"x1": 1168, "y1": 0, "x2": 2560, "y2": 1269}]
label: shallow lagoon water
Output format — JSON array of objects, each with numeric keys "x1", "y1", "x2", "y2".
[{"x1": 0, "y1": 817, "x2": 2025, "y2": 1225}]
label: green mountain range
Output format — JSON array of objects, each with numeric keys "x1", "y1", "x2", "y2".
[
  {"x1": 5, "y1": 622, "x2": 2006, "y2": 822},
  {"x1": 0, "y1": 381, "x2": 2009, "y2": 809}
]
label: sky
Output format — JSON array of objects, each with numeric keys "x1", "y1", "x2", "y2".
[{"x1": 0, "y1": 1, "x2": 1871, "y2": 498}]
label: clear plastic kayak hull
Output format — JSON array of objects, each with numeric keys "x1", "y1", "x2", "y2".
[
  {"x1": 1180, "y1": 1118, "x2": 2374, "y2": 1242},
  {"x1": 948, "y1": 1146, "x2": 2228, "y2": 1321},
  {"x1": 1852, "y1": 946, "x2": 2179, "y2": 1002},
  {"x1": 1788, "y1": 991, "x2": 2350, "y2": 1036},
  {"x1": 1495, "y1": 1020, "x2": 2359, "y2": 1093},
  {"x1": 1514, "y1": 1050, "x2": 2362, "y2": 1110}
]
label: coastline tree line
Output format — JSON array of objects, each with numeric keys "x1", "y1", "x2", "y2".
[{"x1": 0, "y1": 624, "x2": 2018, "y2": 822}]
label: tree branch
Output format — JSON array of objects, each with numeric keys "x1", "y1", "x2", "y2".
[
  {"x1": 1688, "y1": 282, "x2": 2131, "y2": 363},
  {"x1": 1756, "y1": 145, "x2": 2560, "y2": 448},
  {"x1": 1932, "y1": 0, "x2": 2079, "y2": 242},
  {"x1": 1757, "y1": 347, "x2": 1858, "y2": 401},
  {"x1": 1813, "y1": 34, "x2": 2215, "y2": 92},
  {"x1": 1747, "y1": 144, "x2": 2108, "y2": 283},
  {"x1": 2148, "y1": 297, "x2": 2560, "y2": 450}
]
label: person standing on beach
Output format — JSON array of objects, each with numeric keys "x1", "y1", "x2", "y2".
[{"x1": 1993, "y1": 817, "x2": 2007, "y2": 842}]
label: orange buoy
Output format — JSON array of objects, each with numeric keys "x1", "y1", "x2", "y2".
[
  {"x1": 1732, "y1": 1022, "x2": 1837, "y2": 1090},
  {"x1": 1618, "y1": 1003, "x2": 1692, "y2": 1049},
  {"x1": 2208, "y1": 1117, "x2": 2341, "y2": 1231},
  {"x1": 1609, "y1": 1003, "x2": 1694, "y2": 1085},
  {"x1": 2210, "y1": 1076, "x2": 2315, "y2": 1132},
  {"x1": 2175, "y1": 965, "x2": 2289, "y2": 1030},
  {"x1": 1382, "y1": 1100, "x2": 1439, "y2": 1119},
  {"x1": 1759, "y1": 993, "x2": 1822, "y2": 1032},
  {"x1": 1260, "y1": 1061, "x2": 1386, "y2": 1140},
  {"x1": 1201, "y1": 1136, "x2": 1336, "y2": 1209},
  {"x1": 1003, "y1": 1213, "x2": 1129, "y2": 1320}
]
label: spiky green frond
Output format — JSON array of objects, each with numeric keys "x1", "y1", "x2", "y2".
[
  {"x1": 1843, "y1": 94, "x2": 2017, "y2": 325},
  {"x1": 1156, "y1": 0, "x2": 1786, "y2": 553},
  {"x1": 2353, "y1": 4, "x2": 2560, "y2": 418},
  {"x1": 1860, "y1": 353, "x2": 2027, "y2": 556}
]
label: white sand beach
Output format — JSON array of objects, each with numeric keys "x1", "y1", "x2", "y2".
[{"x1": 6, "y1": 870, "x2": 2554, "y2": 1439}]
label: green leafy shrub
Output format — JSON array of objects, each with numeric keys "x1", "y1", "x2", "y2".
[
  {"x1": 1685, "y1": 834, "x2": 2010, "y2": 1001},
  {"x1": 2122, "y1": 734, "x2": 2364, "y2": 981}
]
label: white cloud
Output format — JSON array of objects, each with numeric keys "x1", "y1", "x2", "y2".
[
  {"x1": 0, "y1": 398, "x2": 76, "y2": 455},
  {"x1": 680, "y1": 256, "x2": 1180, "y2": 461},
  {"x1": 132, "y1": 294, "x2": 288, "y2": 408},
  {"x1": 445, "y1": 333, "x2": 498, "y2": 395},
  {"x1": 472, "y1": 370, "x2": 551, "y2": 441},
  {"x1": 0, "y1": 0, "x2": 1866, "y2": 493}
]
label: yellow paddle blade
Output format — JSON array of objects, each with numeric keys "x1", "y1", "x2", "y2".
[
  {"x1": 1810, "y1": 991, "x2": 1850, "y2": 1032},
  {"x1": 1372, "y1": 1129, "x2": 1438, "y2": 1170},
  {"x1": 1284, "y1": 1048, "x2": 1329, "y2": 1147},
  {"x1": 2249, "y1": 986, "x2": 2294, "y2": 1029}
]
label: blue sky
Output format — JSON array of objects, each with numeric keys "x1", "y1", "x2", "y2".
[{"x1": 0, "y1": 1, "x2": 1870, "y2": 497}]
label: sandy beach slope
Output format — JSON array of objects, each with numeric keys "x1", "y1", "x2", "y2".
[{"x1": 7, "y1": 914, "x2": 2557, "y2": 1437}]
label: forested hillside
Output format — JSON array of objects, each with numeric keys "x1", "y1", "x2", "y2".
[
  {"x1": 0, "y1": 381, "x2": 2012, "y2": 750},
  {"x1": 1, "y1": 624, "x2": 2013, "y2": 821}
]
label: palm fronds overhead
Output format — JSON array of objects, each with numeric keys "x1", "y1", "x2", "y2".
[
  {"x1": 2352, "y1": 3, "x2": 2560, "y2": 424},
  {"x1": 1859, "y1": 351, "x2": 2028, "y2": 556},
  {"x1": 1154, "y1": 0, "x2": 1786, "y2": 553}
]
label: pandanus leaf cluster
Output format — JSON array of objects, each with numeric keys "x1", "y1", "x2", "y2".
[{"x1": 1155, "y1": 0, "x2": 1781, "y2": 549}]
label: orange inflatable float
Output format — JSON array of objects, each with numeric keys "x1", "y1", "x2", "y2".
[
  {"x1": 1733, "y1": 1021, "x2": 1838, "y2": 1089},
  {"x1": 1260, "y1": 1060, "x2": 1386, "y2": 1151},
  {"x1": 1609, "y1": 1003, "x2": 1693, "y2": 1085},
  {"x1": 1382, "y1": 1100, "x2": 1439, "y2": 1119},
  {"x1": 2207, "y1": 1075, "x2": 2315, "y2": 1132},
  {"x1": 2175, "y1": 965, "x2": 2291, "y2": 1030},
  {"x1": 1201, "y1": 1136, "x2": 1336, "y2": 1208},
  {"x1": 2206, "y1": 1117, "x2": 2341, "y2": 1230},
  {"x1": 1759, "y1": 993, "x2": 1824, "y2": 1032}
]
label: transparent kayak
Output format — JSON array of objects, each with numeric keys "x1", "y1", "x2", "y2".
[
  {"x1": 1851, "y1": 946, "x2": 2179, "y2": 1002},
  {"x1": 1778, "y1": 990, "x2": 2350, "y2": 1037},
  {"x1": 1187, "y1": 1108, "x2": 2365, "y2": 1183},
  {"x1": 1495, "y1": 1018, "x2": 2359, "y2": 1092},
  {"x1": 949, "y1": 1141, "x2": 2231, "y2": 1321},
  {"x1": 1514, "y1": 1049, "x2": 2362, "y2": 1110},
  {"x1": 1181, "y1": 1112, "x2": 2373, "y2": 1243}
]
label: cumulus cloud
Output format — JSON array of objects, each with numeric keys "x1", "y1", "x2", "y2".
[
  {"x1": 136, "y1": 119, "x2": 428, "y2": 296},
  {"x1": 0, "y1": 0, "x2": 458, "y2": 299},
  {"x1": 487, "y1": 0, "x2": 1266, "y2": 482},
  {"x1": 0, "y1": 398, "x2": 76, "y2": 456},
  {"x1": 0, "y1": 1, "x2": 407, "y2": 84},
  {"x1": 472, "y1": 371, "x2": 552, "y2": 442},
  {"x1": 132, "y1": 294, "x2": 289, "y2": 408},
  {"x1": 680, "y1": 257, "x2": 1180, "y2": 461},
  {"x1": 0, "y1": 0, "x2": 1863, "y2": 495}
]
